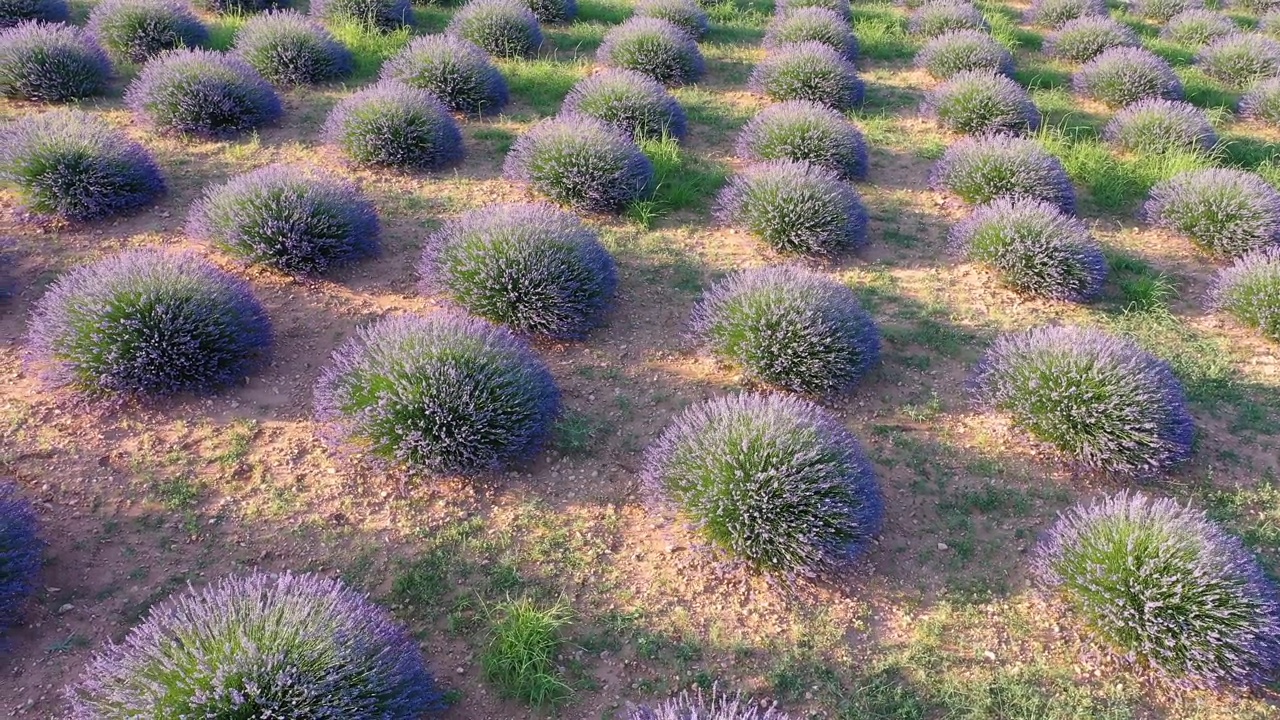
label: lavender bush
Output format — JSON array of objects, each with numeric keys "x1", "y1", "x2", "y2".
[
  {"x1": 125, "y1": 49, "x2": 282, "y2": 138},
  {"x1": 1161, "y1": 10, "x2": 1238, "y2": 47},
  {"x1": 970, "y1": 325, "x2": 1194, "y2": 474},
  {"x1": 503, "y1": 114, "x2": 653, "y2": 213},
  {"x1": 187, "y1": 164, "x2": 379, "y2": 275},
  {"x1": 598, "y1": 17, "x2": 704, "y2": 86},
  {"x1": 88, "y1": 0, "x2": 208, "y2": 64},
  {"x1": 635, "y1": 0, "x2": 708, "y2": 39},
  {"x1": 776, "y1": 0, "x2": 850, "y2": 19},
  {"x1": 562, "y1": 69, "x2": 687, "y2": 141},
  {"x1": 322, "y1": 81, "x2": 464, "y2": 169},
  {"x1": 1210, "y1": 247, "x2": 1280, "y2": 341},
  {"x1": 643, "y1": 392, "x2": 883, "y2": 576},
  {"x1": 527, "y1": 0, "x2": 575, "y2": 23},
  {"x1": 716, "y1": 160, "x2": 868, "y2": 256},
  {"x1": 448, "y1": 0, "x2": 541, "y2": 58},
  {"x1": 0, "y1": 110, "x2": 164, "y2": 221},
  {"x1": 921, "y1": 70, "x2": 1040, "y2": 134},
  {"x1": 949, "y1": 197, "x2": 1106, "y2": 301},
  {"x1": 735, "y1": 100, "x2": 868, "y2": 180},
  {"x1": 1103, "y1": 99, "x2": 1217, "y2": 154},
  {"x1": 1073, "y1": 46, "x2": 1183, "y2": 107},
  {"x1": 692, "y1": 265, "x2": 880, "y2": 395},
  {"x1": 420, "y1": 203, "x2": 617, "y2": 339},
  {"x1": 314, "y1": 313, "x2": 559, "y2": 475},
  {"x1": 1025, "y1": 0, "x2": 1106, "y2": 28},
  {"x1": 1046, "y1": 16, "x2": 1139, "y2": 63},
  {"x1": 0, "y1": 0, "x2": 67, "y2": 27},
  {"x1": 1034, "y1": 492, "x2": 1280, "y2": 688},
  {"x1": 763, "y1": 8, "x2": 858, "y2": 62},
  {"x1": 68, "y1": 572, "x2": 446, "y2": 718},
  {"x1": 233, "y1": 10, "x2": 352, "y2": 85},
  {"x1": 0, "y1": 21, "x2": 110, "y2": 102},
  {"x1": 1264, "y1": 10, "x2": 1280, "y2": 39},
  {"x1": 1145, "y1": 168, "x2": 1280, "y2": 257},
  {"x1": 27, "y1": 249, "x2": 271, "y2": 397},
  {"x1": 748, "y1": 41, "x2": 864, "y2": 111},
  {"x1": 310, "y1": 0, "x2": 411, "y2": 31},
  {"x1": 1241, "y1": 75, "x2": 1280, "y2": 123},
  {"x1": 630, "y1": 688, "x2": 790, "y2": 719},
  {"x1": 910, "y1": 1, "x2": 988, "y2": 38},
  {"x1": 1197, "y1": 33, "x2": 1280, "y2": 88},
  {"x1": 1136, "y1": 0, "x2": 1203, "y2": 23},
  {"x1": 916, "y1": 29, "x2": 1014, "y2": 79},
  {"x1": 0, "y1": 480, "x2": 40, "y2": 633},
  {"x1": 930, "y1": 133, "x2": 1076, "y2": 212},
  {"x1": 1235, "y1": 0, "x2": 1280, "y2": 12},
  {"x1": 379, "y1": 34, "x2": 508, "y2": 116}
]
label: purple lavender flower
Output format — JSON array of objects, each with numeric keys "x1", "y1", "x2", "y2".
[
  {"x1": 379, "y1": 34, "x2": 508, "y2": 116},
  {"x1": 527, "y1": 0, "x2": 576, "y2": 23},
  {"x1": 310, "y1": 0, "x2": 412, "y2": 31},
  {"x1": 629, "y1": 687, "x2": 791, "y2": 719},
  {"x1": 27, "y1": 249, "x2": 271, "y2": 398},
  {"x1": 763, "y1": 7, "x2": 858, "y2": 62},
  {"x1": 448, "y1": 0, "x2": 542, "y2": 59},
  {"x1": 643, "y1": 392, "x2": 883, "y2": 576},
  {"x1": 1145, "y1": 168, "x2": 1280, "y2": 257},
  {"x1": 910, "y1": 1, "x2": 989, "y2": 38},
  {"x1": 0, "y1": 21, "x2": 110, "y2": 102},
  {"x1": 0, "y1": 0, "x2": 68, "y2": 28},
  {"x1": 314, "y1": 313, "x2": 559, "y2": 475},
  {"x1": 776, "y1": 0, "x2": 850, "y2": 20},
  {"x1": 635, "y1": 0, "x2": 709, "y2": 40},
  {"x1": 233, "y1": 10, "x2": 353, "y2": 86},
  {"x1": 503, "y1": 113, "x2": 653, "y2": 213},
  {"x1": 321, "y1": 80, "x2": 464, "y2": 170},
  {"x1": 1045, "y1": 16, "x2": 1139, "y2": 63},
  {"x1": 1161, "y1": 10, "x2": 1238, "y2": 47},
  {"x1": 1103, "y1": 98, "x2": 1217, "y2": 154},
  {"x1": 1074, "y1": 46, "x2": 1184, "y2": 108},
  {"x1": 124, "y1": 48, "x2": 282, "y2": 138},
  {"x1": 1209, "y1": 247, "x2": 1280, "y2": 341},
  {"x1": 418, "y1": 202, "x2": 618, "y2": 339},
  {"x1": 1033, "y1": 492, "x2": 1280, "y2": 689},
  {"x1": 1197, "y1": 33, "x2": 1280, "y2": 88},
  {"x1": 716, "y1": 160, "x2": 868, "y2": 255},
  {"x1": 67, "y1": 572, "x2": 446, "y2": 718},
  {"x1": 1024, "y1": 0, "x2": 1107, "y2": 28},
  {"x1": 87, "y1": 0, "x2": 208, "y2": 64},
  {"x1": 735, "y1": 100, "x2": 868, "y2": 180},
  {"x1": 0, "y1": 480, "x2": 41, "y2": 634},
  {"x1": 0, "y1": 109, "x2": 164, "y2": 221},
  {"x1": 916, "y1": 29, "x2": 1014, "y2": 79},
  {"x1": 1241, "y1": 75, "x2": 1280, "y2": 124},
  {"x1": 598, "y1": 17, "x2": 704, "y2": 86},
  {"x1": 749, "y1": 41, "x2": 864, "y2": 111},
  {"x1": 930, "y1": 133, "x2": 1076, "y2": 212},
  {"x1": 921, "y1": 70, "x2": 1040, "y2": 134},
  {"x1": 970, "y1": 325, "x2": 1194, "y2": 475},
  {"x1": 1136, "y1": 0, "x2": 1203, "y2": 23},
  {"x1": 562, "y1": 68, "x2": 687, "y2": 141}
]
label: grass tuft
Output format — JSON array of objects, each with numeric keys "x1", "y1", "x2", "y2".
[{"x1": 480, "y1": 597, "x2": 573, "y2": 708}]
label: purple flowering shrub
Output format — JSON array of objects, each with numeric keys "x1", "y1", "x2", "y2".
[
  {"x1": 629, "y1": 687, "x2": 790, "y2": 719},
  {"x1": 1236, "y1": 0, "x2": 1280, "y2": 12},
  {"x1": 419, "y1": 203, "x2": 618, "y2": 339},
  {"x1": 1241, "y1": 75, "x2": 1280, "y2": 123},
  {"x1": 910, "y1": 1, "x2": 989, "y2": 39},
  {"x1": 322, "y1": 81, "x2": 464, "y2": 169},
  {"x1": 379, "y1": 34, "x2": 508, "y2": 116},
  {"x1": 187, "y1": 164, "x2": 379, "y2": 276},
  {"x1": 233, "y1": 10, "x2": 353, "y2": 86},
  {"x1": 1074, "y1": 47, "x2": 1183, "y2": 107},
  {"x1": 67, "y1": 572, "x2": 445, "y2": 718},
  {"x1": 1046, "y1": 16, "x2": 1139, "y2": 63},
  {"x1": 562, "y1": 69, "x2": 687, "y2": 141},
  {"x1": 87, "y1": 0, "x2": 208, "y2": 64},
  {"x1": 763, "y1": 8, "x2": 857, "y2": 62},
  {"x1": 691, "y1": 265, "x2": 880, "y2": 395},
  {"x1": 643, "y1": 392, "x2": 883, "y2": 576},
  {"x1": 1136, "y1": 0, "x2": 1203, "y2": 23},
  {"x1": 1197, "y1": 33, "x2": 1280, "y2": 88},
  {"x1": 0, "y1": 21, "x2": 110, "y2": 102},
  {"x1": 921, "y1": 70, "x2": 1040, "y2": 134},
  {"x1": 930, "y1": 134, "x2": 1076, "y2": 212},
  {"x1": 635, "y1": 0, "x2": 709, "y2": 40},
  {"x1": 748, "y1": 41, "x2": 864, "y2": 111},
  {"x1": 1103, "y1": 99, "x2": 1217, "y2": 154},
  {"x1": 0, "y1": 0, "x2": 67, "y2": 28},
  {"x1": 0, "y1": 110, "x2": 164, "y2": 221},
  {"x1": 735, "y1": 100, "x2": 868, "y2": 180},
  {"x1": 970, "y1": 325, "x2": 1194, "y2": 474},
  {"x1": 1145, "y1": 168, "x2": 1280, "y2": 257},
  {"x1": 1162, "y1": 10, "x2": 1238, "y2": 47},
  {"x1": 125, "y1": 49, "x2": 282, "y2": 138},
  {"x1": 1264, "y1": 10, "x2": 1280, "y2": 39},
  {"x1": 1025, "y1": 0, "x2": 1106, "y2": 28},
  {"x1": 916, "y1": 29, "x2": 1014, "y2": 79},
  {"x1": 27, "y1": 250, "x2": 271, "y2": 397},
  {"x1": 949, "y1": 197, "x2": 1106, "y2": 301},
  {"x1": 598, "y1": 17, "x2": 704, "y2": 86},
  {"x1": 1210, "y1": 247, "x2": 1280, "y2": 341},
  {"x1": 314, "y1": 313, "x2": 559, "y2": 475},
  {"x1": 310, "y1": 0, "x2": 411, "y2": 31},
  {"x1": 1034, "y1": 492, "x2": 1280, "y2": 688},
  {"x1": 716, "y1": 160, "x2": 868, "y2": 255},
  {"x1": 448, "y1": 0, "x2": 542, "y2": 59},
  {"x1": 0, "y1": 480, "x2": 40, "y2": 633},
  {"x1": 503, "y1": 114, "x2": 653, "y2": 213},
  {"x1": 777, "y1": 0, "x2": 850, "y2": 19},
  {"x1": 527, "y1": 0, "x2": 575, "y2": 23}
]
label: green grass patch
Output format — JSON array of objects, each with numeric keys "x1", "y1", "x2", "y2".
[
  {"x1": 576, "y1": 0, "x2": 632, "y2": 24},
  {"x1": 852, "y1": 4, "x2": 916, "y2": 62},
  {"x1": 502, "y1": 59, "x2": 587, "y2": 116},
  {"x1": 480, "y1": 597, "x2": 573, "y2": 708},
  {"x1": 328, "y1": 20, "x2": 415, "y2": 81},
  {"x1": 627, "y1": 136, "x2": 728, "y2": 227}
]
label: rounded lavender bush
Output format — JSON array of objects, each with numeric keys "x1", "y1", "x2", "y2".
[
  {"x1": 971, "y1": 325, "x2": 1194, "y2": 474},
  {"x1": 916, "y1": 29, "x2": 1014, "y2": 79},
  {"x1": 527, "y1": 0, "x2": 575, "y2": 23},
  {"x1": 1161, "y1": 10, "x2": 1238, "y2": 47},
  {"x1": 448, "y1": 0, "x2": 542, "y2": 58},
  {"x1": 735, "y1": 100, "x2": 868, "y2": 180},
  {"x1": 379, "y1": 34, "x2": 508, "y2": 116},
  {"x1": 1211, "y1": 248, "x2": 1280, "y2": 341},
  {"x1": 0, "y1": 21, "x2": 109, "y2": 102},
  {"x1": 1073, "y1": 46, "x2": 1183, "y2": 107},
  {"x1": 930, "y1": 133, "x2": 1076, "y2": 212},
  {"x1": 598, "y1": 17, "x2": 704, "y2": 86},
  {"x1": 692, "y1": 265, "x2": 880, "y2": 395},
  {"x1": 922, "y1": 70, "x2": 1040, "y2": 134},
  {"x1": 1145, "y1": 168, "x2": 1280, "y2": 257},
  {"x1": 949, "y1": 197, "x2": 1106, "y2": 301},
  {"x1": 68, "y1": 572, "x2": 445, "y2": 718},
  {"x1": 777, "y1": 0, "x2": 850, "y2": 19},
  {"x1": 503, "y1": 114, "x2": 653, "y2": 213},
  {"x1": 635, "y1": 0, "x2": 708, "y2": 39},
  {"x1": 233, "y1": 10, "x2": 352, "y2": 86},
  {"x1": 0, "y1": 481, "x2": 40, "y2": 634},
  {"x1": 630, "y1": 688, "x2": 790, "y2": 720},
  {"x1": 420, "y1": 203, "x2": 616, "y2": 339},
  {"x1": 1103, "y1": 99, "x2": 1217, "y2": 154},
  {"x1": 310, "y1": 0, "x2": 411, "y2": 31},
  {"x1": 1034, "y1": 492, "x2": 1280, "y2": 688},
  {"x1": 1241, "y1": 75, "x2": 1280, "y2": 123},
  {"x1": 910, "y1": 1, "x2": 988, "y2": 38},
  {"x1": 322, "y1": 81, "x2": 463, "y2": 169},
  {"x1": 27, "y1": 250, "x2": 271, "y2": 397},
  {"x1": 88, "y1": 0, "x2": 208, "y2": 64},
  {"x1": 644, "y1": 392, "x2": 883, "y2": 576},
  {"x1": 1136, "y1": 0, "x2": 1203, "y2": 23},
  {"x1": 0, "y1": 110, "x2": 164, "y2": 222},
  {"x1": 1046, "y1": 16, "x2": 1139, "y2": 63},
  {"x1": 187, "y1": 165, "x2": 379, "y2": 275},
  {"x1": 0, "y1": 0, "x2": 67, "y2": 28},
  {"x1": 125, "y1": 49, "x2": 282, "y2": 138},
  {"x1": 1197, "y1": 33, "x2": 1280, "y2": 88},
  {"x1": 314, "y1": 314, "x2": 559, "y2": 475},
  {"x1": 763, "y1": 7, "x2": 858, "y2": 62},
  {"x1": 1025, "y1": 0, "x2": 1106, "y2": 28},
  {"x1": 749, "y1": 41, "x2": 864, "y2": 111},
  {"x1": 562, "y1": 69, "x2": 686, "y2": 141},
  {"x1": 716, "y1": 160, "x2": 868, "y2": 256}
]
